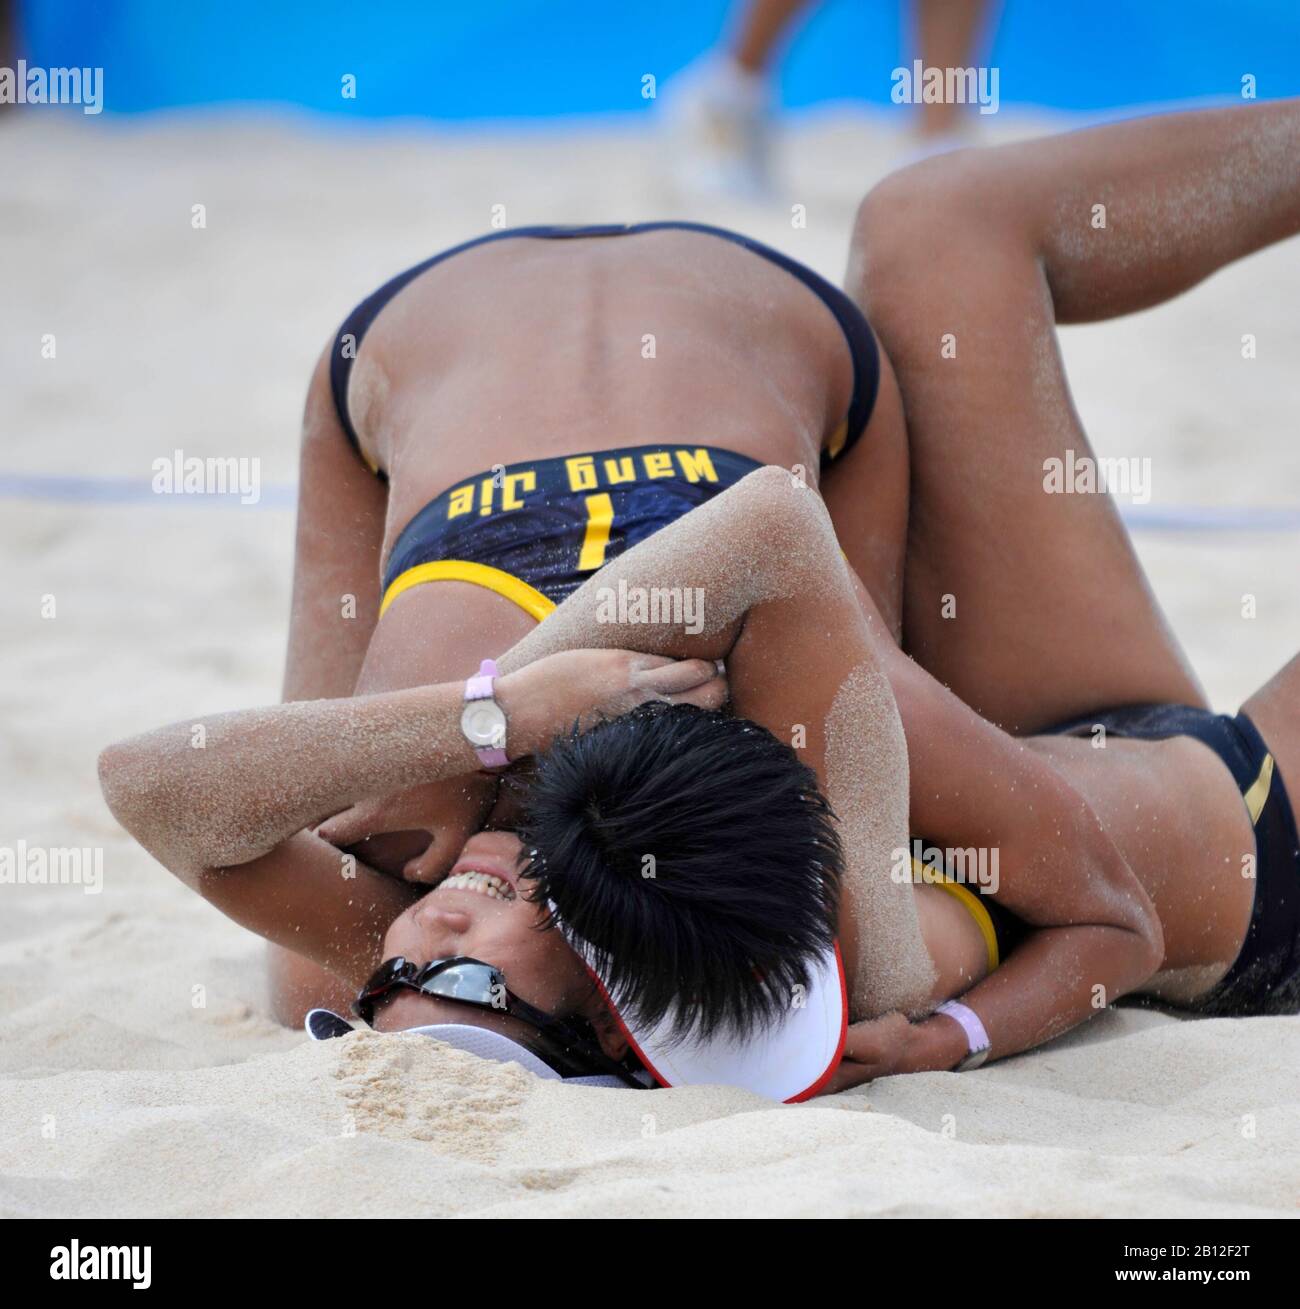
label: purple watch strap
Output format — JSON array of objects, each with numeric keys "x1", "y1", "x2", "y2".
[
  {"x1": 935, "y1": 1001, "x2": 990, "y2": 1059},
  {"x1": 464, "y1": 658, "x2": 499, "y2": 703},
  {"x1": 464, "y1": 659, "x2": 508, "y2": 768}
]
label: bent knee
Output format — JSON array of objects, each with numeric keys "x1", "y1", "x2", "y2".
[
  {"x1": 849, "y1": 149, "x2": 1033, "y2": 309},
  {"x1": 853, "y1": 152, "x2": 983, "y2": 250}
]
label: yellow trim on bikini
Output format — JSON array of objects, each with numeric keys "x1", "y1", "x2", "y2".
[
  {"x1": 911, "y1": 856, "x2": 1000, "y2": 972},
  {"x1": 825, "y1": 418, "x2": 849, "y2": 461},
  {"x1": 379, "y1": 560, "x2": 557, "y2": 622},
  {"x1": 1244, "y1": 752, "x2": 1275, "y2": 826},
  {"x1": 577, "y1": 493, "x2": 615, "y2": 572}
]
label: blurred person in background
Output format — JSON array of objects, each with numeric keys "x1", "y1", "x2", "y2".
[{"x1": 665, "y1": 0, "x2": 997, "y2": 196}]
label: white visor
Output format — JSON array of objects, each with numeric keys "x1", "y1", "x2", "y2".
[
  {"x1": 559, "y1": 933, "x2": 848, "y2": 1102},
  {"x1": 303, "y1": 1009, "x2": 632, "y2": 1088}
]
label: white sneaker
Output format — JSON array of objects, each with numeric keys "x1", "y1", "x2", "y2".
[{"x1": 660, "y1": 57, "x2": 776, "y2": 201}]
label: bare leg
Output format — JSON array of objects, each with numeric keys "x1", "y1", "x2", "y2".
[
  {"x1": 911, "y1": 0, "x2": 997, "y2": 138},
  {"x1": 833, "y1": 100, "x2": 1300, "y2": 730},
  {"x1": 268, "y1": 354, "x2": 387, "y2": 1025},
  {"x1": 819, "y1": 347, "x2": 910, "y2": 641},
  {"x1": 731, "y1": 0, "x2": 816, "y2": 74}
]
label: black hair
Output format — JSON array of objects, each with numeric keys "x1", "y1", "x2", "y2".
[{"x1": 517, "y1": 702, "x2": 843, "y2": 1047}]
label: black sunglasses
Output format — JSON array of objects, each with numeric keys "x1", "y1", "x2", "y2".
[{"x1": 355, "y1": 956, "x2": 644, "y2": 1089}]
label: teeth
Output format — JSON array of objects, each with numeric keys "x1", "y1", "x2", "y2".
[{"x1": 439, "y1": 870, "x2": 515, "y2": 900}]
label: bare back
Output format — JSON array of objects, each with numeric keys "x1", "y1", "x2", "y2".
[{"x1": 348, "y1": 229, "x2": 854, "y2": 560}]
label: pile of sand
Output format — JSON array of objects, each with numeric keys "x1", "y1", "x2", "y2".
[{"x1": 1, "y1": 108, "x2": 1297, "y2": 1217}]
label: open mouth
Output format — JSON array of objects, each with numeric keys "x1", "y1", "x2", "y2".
[{"x1": 437, "y1": 869, "x2": 517, "y2": 901}]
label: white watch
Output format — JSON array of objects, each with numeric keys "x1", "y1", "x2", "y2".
[{"x1": 461, "y1": 659, "x2": 509, "y2": 769}]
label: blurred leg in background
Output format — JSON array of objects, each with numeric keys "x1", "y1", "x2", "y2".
[
  {"x1": 733, "y1": 0, "x2": 816, "y2": 75},
  {"x1": 910, "y1": 0, "x2": 996, "y2": 144},
  {"x1": 665, "y1": 0, "x2": 998, "y2": 198},
  {"x1": 0, "y1": 0, "x2": 16, "y2": 116}
]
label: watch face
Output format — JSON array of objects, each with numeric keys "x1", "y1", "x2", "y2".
[
  {"x1": 957, "y1": 1047, "x2": 989, "y2": 1072},
  {"x1": 461, "y1": 699, "x2": 506, "y2": 749}
]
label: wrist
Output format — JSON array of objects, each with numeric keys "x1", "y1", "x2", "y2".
[
  {"x1": 494, "y1": 670, "x2": 544, "y2": 761},
  {"x1": 905, "y1": 1014, "x2": 970, "y2": 1073}
]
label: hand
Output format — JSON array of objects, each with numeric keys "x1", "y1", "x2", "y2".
[
  {"x1": 821, "y1": 1013, "x2": 918, "y2": 1093},
  {"x1": 316, "y1": 773, "x2": 497, "y2": 884},
  {"x1": 822, "y1": 1011, "x2": 970, "y2": 1093},
  {"x1": 500, "y1": 649, "x2": 728, "y2": 755}
]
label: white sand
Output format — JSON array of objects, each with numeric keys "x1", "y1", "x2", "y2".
[{"x1": 2, "y1": 109, "x2": 1298, "y2": 1218}]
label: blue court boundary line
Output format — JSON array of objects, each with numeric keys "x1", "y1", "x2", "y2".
[
  {"x1": 0, "y1": 474, "x2": 296, "y2": 509},
  {"x1": 2, "y1": 473, "x2": 1299, "y2": 533}
]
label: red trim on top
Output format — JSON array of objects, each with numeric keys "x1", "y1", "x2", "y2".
[
  {"x1": 581, "y1": 939, "x2": 850, "y2": 1102},
  {"x1": 784, "y1": 940, "x2": 849, "y2": 1103}
]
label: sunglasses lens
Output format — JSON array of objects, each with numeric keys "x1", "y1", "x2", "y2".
[
  {"x1": 354, "y1": 957, "x2": 509, "y2": 1025},
  {"x1": 421, "y1": 960, "x2": 503, "y2": 1006}
]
